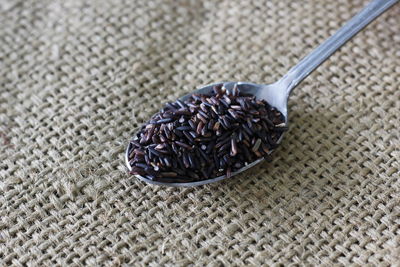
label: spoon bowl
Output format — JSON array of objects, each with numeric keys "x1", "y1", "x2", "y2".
[{"x1": 125, "y1": 81, "x2": 288, "y2": 187}]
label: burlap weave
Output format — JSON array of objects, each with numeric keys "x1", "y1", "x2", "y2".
[{"x1": 1, "y1": 0, "x2": 399, "y2": 265}]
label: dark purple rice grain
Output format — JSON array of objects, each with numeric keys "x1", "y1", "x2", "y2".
[
  {"x1": 171, "y1": 167, "x2": 186, "y2": 176},
  {"x1": 223, "y1": 116, "x2": 232, "y2": 128},
  {"x1": 198, "y1": 110, "x2": 209, "y2": 119},
  {"x1": 187, "y1": 170, "x2": 199, "y2": 179},
  {"x1": 198, "y1": 148, "x2": 209, "y2": 162},
  {"x1": 242, "y1": 123, "x2": 253, "y2": 136},
  {"x1": 218, "y1": 142, "x2": 230, "y2": 152},
  {"x1": 219, "y1": 118, "x2": 228, "y2": 130},
  {"x1": 213, "y1": 152, "x2": 219, "y2": 169},
  {"x1": 153, "y1": 134, "x2": 162, "y2": 144},
  {"x1": 246, "y1": 118, "x2": 252, "y2": 129},
  {"x1": 183, "y1": 131, "x2": 195, "y2": 143},
  {"x1": 174, "y1": 109, "x2": 191, "y2": 116},
  {"x1": 207, "y1": 119, "x2": 214, "y2": 131},
  {"x1": 202, "y1": 101, "x2": 213, "y2": 108},
  {"x1": 223, "y1": 154, "x2": 230, "y2": 164},
  {"x1": 197, "y1": 113, "x2": 207, "y2": 124},
  {"x1": 163, "y1": 127, "x2": 172, "y2": 139},
  {"x1": 161, "y1": 172, "x2": 178, "y2": 177},
  {"x1": 217, "y1": 104, "x2": 224, "y2": 114},
  {"x1": 175, "y1": 141, "x2": 192, "y2": 150},
  {"x1": 176, "y1": 126, "x2": 192, "y2": 131},
  {"x1": 171, "y1": 142, "x2": 179, "y2": 154},
  {"x1": 132, "y1": 148, "x2": 144, "y2": 155},
  {"x1": 217, "y1": 131, "x2": 231, "y2": 142},
  {"x1": 230, "y1": 105, "x2": 241, "y2": 110},
  {"x1": 149, "y1": 147, "x2": 162, "y2": 157},
  {"x1": 157, "y1": 149, "x2": 170, "y2": 154},
  {"x1": 215, "y1": 138, "x2": 230, "y2": 149},
  {"x1": 250, "y1": 137, "x2": 256, "y2": 146},
  {"x1": 188, "y1": 120, "x2": 197, "y2": 130},
  {"x1": 196, "y1": 137, "x2": 214, "y2": 142},
  {"x1": 154, "y1": 144, "x2": 165, "y2": 150},
  {"x1": 209, "y1": 96, "x2": 219, "y2": 105},
  {"x1": 200, "y1": 103, "x2": 207, "y2": 112},
  {"x1": 213, "y1": 121, "x2": 220, "y2": 131},
  {"x1": 144, "y1": 167, "x2": 158, "y2": 177},
  {"x1": 154, "y1": 118, "x2": 173, "y2": 124},
  {"x1": 133, "y1": 154, "x2": 144, "y2": 163},
  {"x1": 211, "y1": 105, "x2": 219, "y2": 115},
  {"x1": 187, "y1": 103, "x2": 197, "y2": 108},
  {"x1": 196, "y1": 121, "x2": 204, "y2": 135},
  {"x1": 237, "y1": 130, "x2": 244, "y2": 142},
  {"x1": 223, "y1": 94, "x2": 231, "y2": 105},
  {"x1": 176, "y1": 99, "x2": 187, "y2": 109},
  {"x1": 220, "y1": 99, "x2": 230, "y2": 108},
  {"x1": 189, "y1": 131, "x2": 197, "y2": 139},
  {"x1": 139, "y1": 135, "x2": 146, "y2": 145},
  {"x1": 194, "y1": 148, "x2": 204, "y2": 164},
  {"x1": 182, "y1": 153, "x2": 190, "y2": 168},
  {"x1": 173, "y1": 130, "x2": 183, "y2": 138},
  {"x1": 200, "y1": 125, "x2": 208, "y2": 136},
  {"x1": 237, "y1": 98, "x2": 247, "y2": 110},
  {"x1": 159, "y1": 135, "x2": 168, "y2": 143},
  {"x1": 188, "y1": 153, "x2": 196, "y2": 169},
  {"x1": 172, "y1": 158, "x2": 178, "y2": 168},
  {"x1": 206, "y1": 164, "x2": 214, "y2": 178},
  {"x1": 144, "y1": 154, "x2": 150, "y2": 165},
  {"x1": 228, "y1": 109, "x2": 239, "y2": 120},
  {"x1": 176, "y1": 159, "x2": 185, "y2": 171}
]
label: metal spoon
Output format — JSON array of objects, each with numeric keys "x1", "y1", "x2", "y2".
[{"x1": 126, "y1": 0, "x2": 398, "y2": 187}]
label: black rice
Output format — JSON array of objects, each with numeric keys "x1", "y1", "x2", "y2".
[{"x1": 128, "y1": 84, "x2": 286, "y2": 183}]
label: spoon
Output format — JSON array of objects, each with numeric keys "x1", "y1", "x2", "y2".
[{"x1": 126, "y1": 0, "x2": 398, "y2": 187}]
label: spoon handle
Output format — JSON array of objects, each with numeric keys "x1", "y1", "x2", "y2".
[{"x1": 279, "y1": 0, "x2": 398, "y2": 94}]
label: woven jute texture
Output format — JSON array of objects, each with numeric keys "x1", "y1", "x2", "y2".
[{"x1": 1, "y1": 0, "x2": 399, "y2": 265}]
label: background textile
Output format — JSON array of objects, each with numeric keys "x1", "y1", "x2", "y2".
[{"x1": 1, "y1": 0, "x2": 399, "y2": 265}]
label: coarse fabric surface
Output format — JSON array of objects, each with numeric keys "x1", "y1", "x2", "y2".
[{"x1": 1, "y1": 0, "x2": 399, "y2": 265}]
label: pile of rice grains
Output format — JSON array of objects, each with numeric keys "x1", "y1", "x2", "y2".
[{"x1": 127, "y1": 84, "x2": 287, "y2": 183}]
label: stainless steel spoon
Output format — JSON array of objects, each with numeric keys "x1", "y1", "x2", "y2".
[{"x1": 126, "y1": 0, "x2": 398, "y2": 187}]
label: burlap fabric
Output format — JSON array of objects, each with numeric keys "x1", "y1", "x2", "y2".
[{"x1": 1, "y1": 0, "x2": 399, "y2": 265}]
